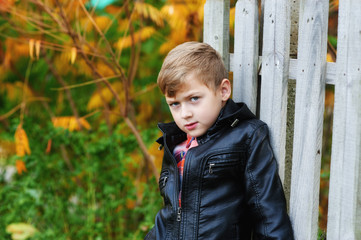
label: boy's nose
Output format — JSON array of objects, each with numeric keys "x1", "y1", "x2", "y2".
[{"x1": 181, "y1": 106, "x2": 192, "y2": 119}]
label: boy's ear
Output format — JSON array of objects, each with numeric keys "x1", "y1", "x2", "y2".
[{"x1": 220, "y1": 78, "x2": 231, "y2": 101}]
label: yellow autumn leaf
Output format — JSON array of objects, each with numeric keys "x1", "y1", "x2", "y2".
[
  {"x1": 14, "y1": 81, "x2": 34, "y2": 99},
  {"x1": 0, "y1": 140, "x2": 16, "y2": 158},
  {"x1": 15, "y1": 124, "x2": 31, "y2": 157},
  {"x1": 136, "y1": 102, "x2": 153, "y2": 125},
  {"x1": 96, "y1": 61, "x2": 114, "y2": 77},
  {"x1": 80, "y1": 16, "x2": 93, "y2": 33},
  {"x1": 134, "y1": 2, "x2": 164, "y2": 27},
  {"x1": 95, "y1": 15, "x2": 112, "y2": 31},
  {"x1": 68, "y1": 117, "x2": 78, "y2": 131},
  {"x1": 2, "y1": 83, "x2": 17, "y2": 101},
  {"x1": 6, "y1": 222, "x2": 38, "y2": 240},
  {"x1": 70, "y1": 47, "x2": 77, "y2": 64},
  {"x1": 35, "y1": 40, "x2": 41, "y2": 60},
  {"x1": 1, "y1": 81, "x2": 35, "y2": 103},
  {"x1": 4, "y1": 38, "x2": 29, "y2": 63},
  {"x1": 79, "y1": 118, "x2": 91, "y2": 130},
  {"x1": 159, "y1": 1, "x2": 204, "y2": 53},
  {"x1": 159, "y1": 40, "x2": 178, "y2": 54},
  {"x1": 87, "y1": 82, "x2": 124, "y2": 110},
  {"x1": 76, "y1": 58, "x2": 92, "y2": 77},
  {"x1": 117, "y1": 19, "x2": 130, "y2": 32},
  {"x1": 28, "y1": 39, "x2": 35, "y2": 59},
  {"x1": 326, "y1": 53, "x2": 334, "y2": 62},
  {"x1": 52, "y1": 116, "x2": 91, "y2": 131},
  {"x1": 161, "y1": 5, "x2": 187, "y2": 30},
  {"x1": 53, "y1": 51, "x2": 73, "y2": 76},
  {"x1": 115, "y1": 26, "x2": 156, "y2": 51},
  {"x1": 230, "y1": 7, "x2": 235, "y2": 35},
  {"x1": 87, "y1": 93, "x2": 103, "y2": 110}
]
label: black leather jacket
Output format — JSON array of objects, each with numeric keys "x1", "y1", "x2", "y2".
[{"x1": 145, "y1": 99, "x2": 294, "y2": 240}]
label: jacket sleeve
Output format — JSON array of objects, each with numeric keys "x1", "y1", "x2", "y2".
[{"x1": 244, "y1": 124, "x2": 294, "y2": 239}]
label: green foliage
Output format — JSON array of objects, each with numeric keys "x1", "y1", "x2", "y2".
[
  {"x1": 328, "y1": 35, "x2": 337, "y2": 49},
  {"x1": 0, "y1": 123, "x2": 162, "y2": 239}
]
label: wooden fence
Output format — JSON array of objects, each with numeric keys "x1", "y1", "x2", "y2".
[{"x1": 203, "y1": 0, "x2": 361, "y2": 239}]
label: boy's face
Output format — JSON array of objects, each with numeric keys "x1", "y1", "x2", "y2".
[{"x1": 165, "y1": 75, "x2": 231, "y2": 137}]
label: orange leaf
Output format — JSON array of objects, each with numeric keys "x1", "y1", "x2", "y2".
[
  {"x1": 46, "y1": 139, "x2": 52, "y2": 154},
  {"x1": 325, "y1": 90, "x2": 335, "y2": 108},
  {"x1": 16, "y1": 160, "x2": 27, "y2": 175},
  {"x1": 0, "y1": 0, "x2": 14, "y2": 12},
  {"x1": 14, "y1": 124, "x2": 31, "y2": 157},
  {"x1": 126, "y1": 199, "x2": 136, "y2": 209}
]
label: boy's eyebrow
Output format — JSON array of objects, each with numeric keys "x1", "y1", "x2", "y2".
[
  {"x1": 165, "y1": 91, "x2": 203, "y2": 103},
  {"x1": 165, "y1": 97, "x2": 176, "y2": 104},
  {"x1": 182, "y1": 91, "x2": 202, "y2": 98}
]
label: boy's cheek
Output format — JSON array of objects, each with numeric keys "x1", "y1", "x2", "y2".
[{"x1": 169, "y1": 109, "x2": 180, "y2": 120}]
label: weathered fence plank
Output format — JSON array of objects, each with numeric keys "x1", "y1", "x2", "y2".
[
  {"x1": 233, "y1": 0, "x2": 259, "y2": 113},
  {"x1": 203, "y1": 0, "x2": 230, "y2": 70},
  {"x1": 259, "y1": 0, "x2": 290, "y2": 183},
  {"x1": 327, "y1": 1, "x2": 361, "y2": 239},
  {"x1": 289, "y1": 0, "x2": 329, "y2": 239}
]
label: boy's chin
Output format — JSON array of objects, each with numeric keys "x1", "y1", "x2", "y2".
[{"x1": 183, "y1": 130, "x2": 206, "y2": 138}]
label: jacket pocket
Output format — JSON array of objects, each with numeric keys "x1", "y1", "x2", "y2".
[{"x1": 204, "y1": 152, "x2": 245, "y2": 178}]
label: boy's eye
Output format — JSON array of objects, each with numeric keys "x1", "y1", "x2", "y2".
[
  {"x1": 169, "y1": 102, "x2": 179, "y2": 107},
  {"x1": 190, "y1": 97, "x2": 199, "y2": 102}
]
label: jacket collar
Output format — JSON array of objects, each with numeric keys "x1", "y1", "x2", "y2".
[{"x1": 157, "y1": 99, "x2": 256, "y2": 146}]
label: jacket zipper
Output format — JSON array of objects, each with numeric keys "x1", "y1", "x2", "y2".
[
  {"x1": 178, "y1": 147, "x2": 195, "y2": 239},
  {"x1": 177, "y1": 207, "x2": 182, "y2": 221},
  {"x1": 163, "y1": 141, "x2": 183, "y2": 238},
  {"x1": 163, "y1": 176, "x2": 168, "y2": 187},
  {"x1": 209, "y1": 163, "x2": 215, "y2": 174}
]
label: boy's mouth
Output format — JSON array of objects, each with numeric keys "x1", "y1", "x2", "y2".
[{"x1": 185, "y1": 122, "x2": 198, "y2": 130}]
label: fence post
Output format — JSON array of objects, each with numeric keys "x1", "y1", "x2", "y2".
[
  {"x1": 327, "y1": 0, "x2": 361, "y2": 239},
  {"x1": 289, "y1": 0, "x2": 329, "y2": 239},
  {"x1": 203, "y1": 0, "x2": 230, "y2": 71},
  {"x1": 259, "y1": 0, "x2": 290, "y2": 184},
  {"x1": 233, "y1": 0, "x2": 259, "y2": 114}
]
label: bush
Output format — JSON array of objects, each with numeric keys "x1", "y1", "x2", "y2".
[{"x1": 0, "y1": 122, "x2": 162, "y2": 240}]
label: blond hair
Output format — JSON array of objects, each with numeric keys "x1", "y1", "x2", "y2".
[{"x1": 157, "y1": 42, "x2": 228, "y2": 97}]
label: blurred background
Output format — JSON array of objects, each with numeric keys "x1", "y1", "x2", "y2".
[{"x1": 0, "y1": 0, "x2": 337, "y2": 239}]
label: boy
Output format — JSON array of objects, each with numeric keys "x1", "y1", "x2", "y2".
[{"x1": 145, "y1": 42, "x2": 294, "y2": 239}]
